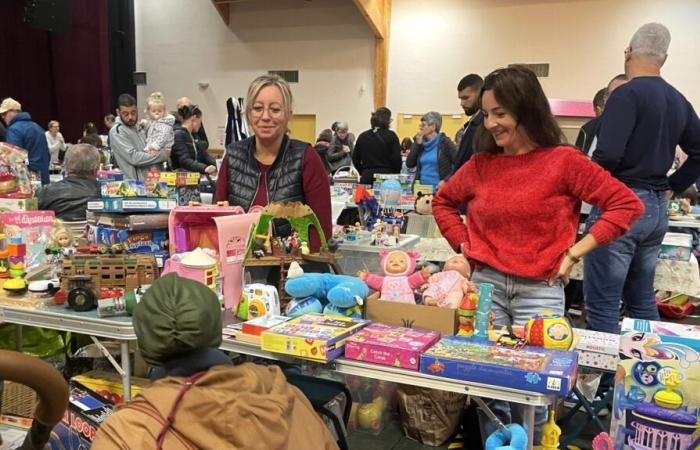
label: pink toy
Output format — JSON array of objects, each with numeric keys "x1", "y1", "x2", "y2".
[
  {"x1": 359, "y1": 250, "x2": 427, "y2": 304},
  {"x1": 423, "y1": 255, "x2": 472, "y2": 308},
  {"x1": 345, "y1": 323, "x2": 440, "y2": 370}
]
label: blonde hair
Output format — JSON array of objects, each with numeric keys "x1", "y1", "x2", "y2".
[
  {"x1": 47, "y1": 120, "x2": 59, "y2": 129},
  {"x1": 245, "y1": 74, "x2": 293, "y2": 118},
  {"x1": 145, "y1": 91, "x2": 166, "y2": 113}
]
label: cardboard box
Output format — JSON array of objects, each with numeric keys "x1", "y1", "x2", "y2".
[
  {"x1": 87, "y1": 224, "x2": 167, "y2": 253},
  {"x1": 86, "y1": 211, "x2": 169, "y2": 230},
  {"x1": 611, "y1": 319, "x2": 700, "y2": 448},
  {"x1": 71, "y1": 370, "x2": 149, "y2": 405},
  {"x1": 658, "y1": 232, "x2": 692, "y2": 261},
  {"x1": 365, "y1": 295, "x2": 459, "y2": 336},
  {"x1": 0, "y1": 210, "x2": 55, "y2": 269},
  {"x1": 87, "y1": 197, "x2": 176, "y2": 213},
  {"x1": 100, "y1": 180, "x2": 169, "y2": 198},
  {"x1": 51, "y1": 380, "x2": 114, "y2": 449},
  {"x1": 160, "y1": 171, "x2": 200, "y2": 187},
  {"x1": 0, "y1": 197, "x2": 38, "y2": 211},
  {"x1": 345, "y1": 322, "x2": 440, "y2": 370},
  {"x1": 261, "y1": 313, "x2": 368, "y2": 362},
  {"x1": 420, "y1": 336, "x2": 578, "y2": 397}
]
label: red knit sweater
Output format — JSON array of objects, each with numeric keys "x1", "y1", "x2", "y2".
[{"x1": 433, "y1": 146, "x2": 644, "y2": 280}]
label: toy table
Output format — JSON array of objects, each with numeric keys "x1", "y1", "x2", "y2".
[
  {"x1": 0, "y1": 303, "x2": 137, "y2": 402},
  {"x1": 221, "y1": 315, "x2": 553, "y2": 449}
]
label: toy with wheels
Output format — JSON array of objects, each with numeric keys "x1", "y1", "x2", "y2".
[{"x1": 67, "y1": 275, "x2": 98, "y2": 311}]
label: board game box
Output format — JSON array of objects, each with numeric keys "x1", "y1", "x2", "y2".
[
  {"x1": 261, "y1": 313, "x2": 368, "y2": 362},
  {"x1": 419, "y1": 336, "x2": 578, "y2": 396},
  {"x1": 0, "y1": 210, "x2": 54, "y2": 269},
  {"x1": 345, "y1": 322, "x2": 440, "y2": 370},
  {"x1": 87, "y1": 197, "x2": 176, "y2": 213}
]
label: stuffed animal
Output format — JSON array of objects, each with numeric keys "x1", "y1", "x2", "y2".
[
  {"x1": 423, "y1": 255, "x2": 473, "y2": 308},
  {"x1": 284, "y1": 270, "x2": 368, "y2": 319},
  {"x1": 414, "y1": 192, "x2": 434, "y2": 215},
  {"x1": 358, "y1": 250, "x2": 429, "y2": 304}
]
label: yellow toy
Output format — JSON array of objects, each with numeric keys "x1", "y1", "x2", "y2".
[
  {"x1": 357, "y1": 396, "x2": 387, "y2": 431},
  {"x1": 539, "y1": 407, "x2": 561, "y2": 450},
  {"x1": 524, "y1": 311, "x2": 573, "y2": 350},
  {"x1": 653, "y1": 368, "x2": 684, "y2": 409}
]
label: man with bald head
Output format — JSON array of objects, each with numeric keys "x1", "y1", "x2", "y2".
[
  {"x1": 585, "y1": 23, "x2": 700, "y2": 335},
  {"x1": 175, "y1": 96, "x2": 209, "y2": 155}
]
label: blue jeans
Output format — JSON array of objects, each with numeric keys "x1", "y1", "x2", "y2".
[
  {"x1": 471, "y1": 265, "x2": 565, "y2": 445},
  {"x1": 583, "y1": 188, "x2": 667, "y2": 334}
]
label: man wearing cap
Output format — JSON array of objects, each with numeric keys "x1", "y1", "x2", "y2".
[
  {"x1": 0, "y1": 98, "x2": 50, "y2": 185},
  {"x1": 92, "y1": 274, "x2": 338, "y2": 450}
]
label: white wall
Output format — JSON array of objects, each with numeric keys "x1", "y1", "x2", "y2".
[
  {"x1": 388, "y1": 0, "x2": 700, "y2": 115},
  {"x1": 134, "y1": 0, "x2": 375, "y2": 147}
]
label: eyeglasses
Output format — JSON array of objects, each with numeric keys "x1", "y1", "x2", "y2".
[{"x1": 250, "y1": 104, "x2": 284, "y2": 119}]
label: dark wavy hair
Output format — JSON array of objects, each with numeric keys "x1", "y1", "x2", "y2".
[
  {"x1": 178, "y1": 104, "x2": 202, "y2": 121},
  {"x1": 474, "y1": 66, "x2": 566, "y2": 154},
  {"x1": 371, "y1": 107, "x2": 392, "y2": 129}
]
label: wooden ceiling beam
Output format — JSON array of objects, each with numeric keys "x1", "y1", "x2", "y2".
[
  {"x1": 211, "y1": 1, "x2": 230, "y2": 26},
  {"x1": 353, "y1": 0, "x2": 391, "y2": 108}
]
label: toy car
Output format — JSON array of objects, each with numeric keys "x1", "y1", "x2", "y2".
[{"x1": 66, "y1": 275, "x2": 97, "y2": 311}]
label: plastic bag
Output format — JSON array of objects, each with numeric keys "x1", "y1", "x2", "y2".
[{"x1": 397, "y1": 385, "x2": 467, "y2": 447}]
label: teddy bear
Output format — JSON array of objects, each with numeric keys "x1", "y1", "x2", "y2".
[
  {"x1": 423, "y1": 255, "x2": 474, "y2": 309},
  {"x1": 358, "y1": 250, "x2": 429, "y2": 304},
  {"x1": 414, "y1": 192, "x2": 434, "y2": 215},
  {"x1": 284, "y1": 264, "x2": 368, "y2": 319}
]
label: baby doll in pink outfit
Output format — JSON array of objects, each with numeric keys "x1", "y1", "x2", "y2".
[
  {"x1": 423, "y1": 255, "x2": 473, "y2": 308},
  {"x1": 358, "y1": 250, "x2": 429, "y2": 304}
]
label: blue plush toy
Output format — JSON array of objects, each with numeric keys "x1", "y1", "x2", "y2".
[
  {"x1": 285, "y1": 273, "x2": 368, "y2": 319},
  {"x1": 485, "y1": 424, "x2": 528, "y2": 450}
]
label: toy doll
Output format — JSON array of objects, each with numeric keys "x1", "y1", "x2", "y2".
[
  {"x1": 422, "y1": 255, "x2": 473, "y2": 308},
  {"x1": 358, "y1": 250, "x2": 428, "y2": 304},
  {"x1": 46, "y1": 220, "x2": 73, "y2": 254}
]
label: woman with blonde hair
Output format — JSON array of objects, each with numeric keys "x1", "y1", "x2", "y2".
[{"x1": 214, "y1": 74, "x2": 331, "y2": 250}]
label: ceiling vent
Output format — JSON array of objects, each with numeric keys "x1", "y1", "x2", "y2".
[
  {"x1": 508, "y1": 63, "x2": 550, "y2": 77},
  {"x1": 268, "y1": 70, "x2": 299, "y2": 83}
]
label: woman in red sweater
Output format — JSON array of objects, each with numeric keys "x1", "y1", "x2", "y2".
[{"x1": 432, "y1": 66, "x2": 643, "y2": 443}]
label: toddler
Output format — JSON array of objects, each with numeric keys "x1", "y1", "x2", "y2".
[{"x1": 143, "y1": 92, "x2": 175, "y2": 175}]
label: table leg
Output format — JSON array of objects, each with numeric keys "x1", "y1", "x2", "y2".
[
  {"x1": 523, "y1": 404, "x2": 535, "y2": 450},
  {"x1": 15, "y1": 324, "x2": 23, "y2": 352},
  {"x1": 121, "y1": 341, "x2": 132, "y2": 403}
]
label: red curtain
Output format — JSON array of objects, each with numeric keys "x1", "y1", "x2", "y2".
[{"x1": 0, "y1": 0, "x2": 111, "y2": 143}]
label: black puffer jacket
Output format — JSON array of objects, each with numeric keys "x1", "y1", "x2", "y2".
[
  {"x1": 325, "y1": 144, "x2": 353, "y2": 174},
  {"x1": 225, "y1": 136, "x2": 306, "y2": 209},
  {"x1": 37, "y1": 177, "x2": 100, "y2": 221},
  {"x1": 171, "y1": 123, "x2": 216, "y2": 174}
]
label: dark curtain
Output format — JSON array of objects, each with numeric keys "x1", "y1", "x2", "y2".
[{"x1": 0, "y1": 0, "x2": 111, "y2": 143}]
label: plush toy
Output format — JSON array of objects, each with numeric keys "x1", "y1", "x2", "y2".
[
  {"x1": 484, "y1": 423, "x2": 528, "y2": 450},
  {"x1": 414, "y1": 192, "x2": 434, "y2": 215},
  {"x1": 358, "y1": 250, "x2": 429, "y2": 304},
  {"x1": 284, "y1": 270, "x2": 368, "y2": 319},
  {"x1": 423, "y1": 255, "x2": 473, "y2": 308}
]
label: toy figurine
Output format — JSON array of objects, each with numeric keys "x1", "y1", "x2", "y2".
[
  {"x1": 299, "y1": 241, "x2": 310, "y2": 255},
  {"x1": 540, "y1": 408, "x2": 561, "y2": 450},
  {"x1": 457, "y1": 292, "x2": 478, "y2": 336},
  {"x1": 358, "y1": 250, "x2": 429, "y2": 304},
  {"x1": 422, "y1": 255, "x2": 473, "y2": 308}
]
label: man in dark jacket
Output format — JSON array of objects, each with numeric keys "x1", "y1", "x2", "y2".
[
  {"x1": 37, "y1": 144, "x2": 101, "y2": 221},
  {"x1": 575, "y1": 87, "x2": 607, "y2": 156},
  {"x1": 449, "y1": 74, "x2": 483, "y2": 177},
  {"x1": 0, "y1": 98, "x2": 50, "y2": 185}
]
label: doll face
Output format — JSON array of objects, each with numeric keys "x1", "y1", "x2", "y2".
[
  {"x1": 56, "y1": 231, "x2": 71, "y2": 248},
  {"x1": 385, "y1": 252, "x2": 409, "y2": 274},
  {"x1": 444, "y1": 255, "x2": 469, "y2": 277}
]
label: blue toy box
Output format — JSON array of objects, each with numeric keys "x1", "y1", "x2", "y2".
[
  {"x1": 50, "y1": 380, "x2": 114, "y2": 449},
  {"x1": 419, "y1": 336, "x2": 577, "y2": 396}
]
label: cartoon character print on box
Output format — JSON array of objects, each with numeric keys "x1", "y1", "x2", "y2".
[
  {"x1": 359, "y1": 250, "x2": 428, "y2": 304},
  {"x1": 611, "y1": 331, "x2": 700, "y2": 450},
  {"x1": 422, "y1": 255, "x2": 472, "y2": 308},
  {"x1": 1, "y1": 211, "x2": 54, "y2": 269}
]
